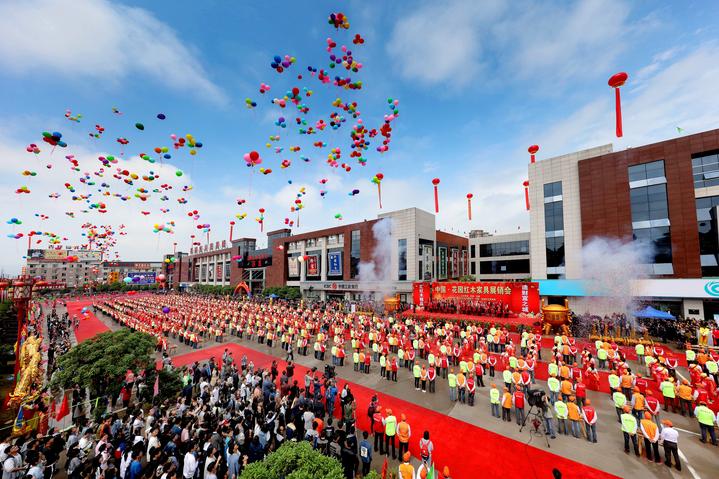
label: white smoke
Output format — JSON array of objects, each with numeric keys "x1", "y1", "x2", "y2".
[
  {"x1": 581, "y1": 236, "x2": 654, "y2": 318},
  {"x1": 358, "y1": 218, "x2": 393, "y2": 301}
]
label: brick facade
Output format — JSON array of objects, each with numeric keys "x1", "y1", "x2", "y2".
[{"x1": 578, "y1": 129, "x2": 719, "y2": 278}]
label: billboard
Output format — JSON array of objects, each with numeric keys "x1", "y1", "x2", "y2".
[
  {"x1": 128, "y1": 272, "x2": 156, "y2": 284},
  {"x1": 236, "y1": 255, "x2": 272, "y2": 268},
  {"x1": 288, "y1": 256, "x2": 300, "y2": 277},
  {"x1": 328, "y1": 251, "x2": 342, "y2": 276},
  {"x1": 27, "y1": 249, "x2": 67, "y2": 261},
  {"x1": 76, "y1": 251, "x2": 102, "y2": 261},
  {"x1": 438, "y1": 247, "x2": 447, "y2": 279},
  {"x1": 426, "y1": 281, "x2": 540, "y2": 314},
  {"x1": 306, "y1": 255, "x2": 319, "y2": 276}
]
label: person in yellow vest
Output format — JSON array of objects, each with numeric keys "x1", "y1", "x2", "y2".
[
  {"x1": 501, "y1": 387, "x2": 512, "y2": 422},
  {"x1": 383, "y1": 408, "x2": 397, "y2": 459},
  {"x1": 379, "y1": 354, "x2": 387, "y2": 378},
  {"x1": 685, "y1": 345, "x2": 696, "y2": 366},
  {"x1": 413, "y1": 363, "x2": 421, "y2": 390},
  {"x1": 567, "y1": 396, "x2": 582, "y2": 439},
  {"x1": 547, "y1": 373, "x2": 560, "y2": 405},
  {"x1": 420, "y1": 365, "x2": 428, "y2": 393},
  {"x1": 398, "y1": 452, "x2": 414, "y2": 479},
  {"x1": 612, "y1": 390, "x2": 627, "y2": 423},
  {"x1": 554, "y1": 398, "x2": 569, "y2": 436},
  {"x1": 353, "y1": 350, "x2": 360, "y2": 371},
  {"x1": 694, "y1": 401, "x2": 718, "y2": 445},
  {"x1": 640, "y1": 412, "x2": 661, "y2": 463},
  {"x1": 396, "y1": 414, "x2": 411, "y2": 460},
  {"x1": 489, "y1": 383, "x2": 501, "y2": 418},
  {"x1": 660, "y1": 377, "x2": 678, "y2": 413},
  {"x1": 597, "y1": 346, "x2": 608, "y2": 369},
  {"x1": 448, "y1": 368, "x2": 458, "y2": 402},
  {"x1": 620, "y1": 405, "x2": 640, "y2": 456}
]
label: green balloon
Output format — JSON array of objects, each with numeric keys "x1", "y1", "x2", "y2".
[
  {"x1": 175, "y1": 170, "x2": 183, "y2": 177},
  {"x1": 135, "y1": 123, "x2": 145, "y2": 130}
]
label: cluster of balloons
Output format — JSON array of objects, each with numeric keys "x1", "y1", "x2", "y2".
[
  {"x1": 270, "y1": 55, "x2": 296, "y2": 73},
  {"x1": 42, "y1": 131, "x2": 67, "y2": 148},
  {"x1": 245, "y1": 98, "x2": 257, "y2": 109},
  {"x1": 6, "y1": 218, "x2": 22, "y2": 225},
  {"x1": 259, "y1": 83, "x2": 271, "y2": 93},
  {"x1": 244, "y1": 151, "x2": 262, "y2": 167},
  {"x1": 26, "y1": 143, "x2": 41, "y2": 154},
  {"x1": 327, "y1": 12, "x2": 349, "y2": 29}
]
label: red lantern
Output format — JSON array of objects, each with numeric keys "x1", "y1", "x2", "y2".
[
  {"x1": 432, "y1": 178, "x2": 440, "y2": 213},
  {"x1": 466, "y1": 193, "x2": 473, "y2": 220},
  {"x1": 523, "y1": 181, "x2": 530, "y2": 211},
  {"x1": 528, "y1": 144, "x2": 539, "y2": 163},
  {"x1": 608, "y1": 72, "x2": 628, "y2": 138},
  {"x1": 229, "y1": 221, "x2": 235, "y2": 242}
]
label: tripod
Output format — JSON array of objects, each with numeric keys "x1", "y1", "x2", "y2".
[{"x1": 519, "y1": 404, "x2": 551, "y2": 448}]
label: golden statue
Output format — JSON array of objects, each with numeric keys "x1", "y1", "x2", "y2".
[
  {"x1": 541, "y1": 299, "x2": 572, "y2": 336},
  {"x1": 8, "y1": 335, "x2": 43, "y2": 407}
]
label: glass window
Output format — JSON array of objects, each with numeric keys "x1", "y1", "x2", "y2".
[
  {"x1": 478, "y1": 240, "x2": 529, "y2": 257},
  {"x1": 546, "y1": 236, "x2": 565, "y2": 268},
  {"x1": 350, "y1": 230, "x2": 360, "y2": 278},
  {"x1": 544, "y1": 201, "x2": 564, "y2": 232},
  {"x1": 630, "y1": 184, "x2": 669, "y2": 222},
  {"x1": 692, "y1": 151, "x2": 719, "y2": 188},
  {"x1": 398, "y1": 239, "x2": 407, "y2": 281},
  {"x1": 470, "y1": 262, "x2": 476, "y2": 275},
  {"x1": 470, "y1": 244, "x2": 476, "y2": 259},
  {"x1": 543, "y1": 181, "x2": 562, "y2": 198},
  {"x1": 629, "y1": 160, "x2": 665, "y2": 182},
  {"x1": 224, "y1": 261, "x2": 231, "y2": 280},
  {"x1": 478, "y1": 259, "x2": 530, "y2": 275}
]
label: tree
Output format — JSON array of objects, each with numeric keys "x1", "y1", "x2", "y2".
[
  {"x1": 50, "y1": 329, "x2": 156, "y2": 398},
  {"x1": 239, "y1": 441, "x2": 344, "y2": 479}
]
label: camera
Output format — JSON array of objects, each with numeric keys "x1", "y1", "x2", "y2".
[{"x1": 527, "y1": 388, "x2": 546, "y2": 408}]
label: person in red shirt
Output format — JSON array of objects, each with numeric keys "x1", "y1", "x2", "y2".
[
  {"x1": 390, "y1": 357, "x2": 399, "y2": 382},
  {"x1": 467, "y1": 375, "x2": 476, "y2": 406},
  {"x1": 512, "y1": 389, "x2": 525, "y2": 425},
  {"x1": 645, "y1": 389, "x2": 661, "y2": 429},
  {"x1": 575, "y1": 380, "x2": 587, "y2": 407},
  {"x1": 364, "y1": 351, "x2": 371, "y2": 374},
  {"x1": 488, "y1": 355, "x2": 497, "y2": 377}
]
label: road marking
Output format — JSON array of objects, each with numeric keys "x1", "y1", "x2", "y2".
[
  {"x1": 678, "y1": 448, "x2": 701, "y2": 479},
  {"x1": 675, "y1": 427, "x2": 700, "y2": 436}
]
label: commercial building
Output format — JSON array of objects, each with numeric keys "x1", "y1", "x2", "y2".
[
  {"x1": 470, "y1": 232, "x2": 531, "y2": 281},
  {"x1": 25, "y1": 248, "x2": 102, "y2": 288},
  {"x1": 527, "y1": 128, "x2": 719, "y2": 320},
  {"x1": 261, "y1": 207, "x2": 466, "y2": 302}
]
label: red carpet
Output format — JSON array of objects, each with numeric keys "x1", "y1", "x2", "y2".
[
  {"x1": 401, "y1": 311, "x2": 539, "y2": 328},
  {"x1": 170, "y1": 343, "x2": 619, "y2": 479},
  {"x1": 65, "y1": 300, "x2": 110, "y2": 343}
]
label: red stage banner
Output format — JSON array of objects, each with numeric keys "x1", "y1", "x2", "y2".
[
  {"x1": 427, "y1": 281, "x2": 540, "y2": 314},
  {"x1": 412, "y1": 282, "x2": 431, "y2": 307}
]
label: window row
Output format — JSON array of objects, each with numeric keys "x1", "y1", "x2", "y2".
[
  {"x1": 478, "y1": 259, "x2": 530, "y2": 275},
  {"x1": 629, "y1": 160, "x2": 665, "y2": 182},
  {"x1": 478, "y1": 240, "x2": 529, "y2": 257}
]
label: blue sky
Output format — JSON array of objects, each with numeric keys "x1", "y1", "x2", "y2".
[{"x1": 2, "y1": 0, "x2": 719, "y2": 273}]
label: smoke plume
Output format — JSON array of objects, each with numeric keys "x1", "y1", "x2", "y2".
[
  {"x1": 358, "y1": 218, "x2": 394, "y2": 300},
  {"x1": 581, "y1": 236, "x2": 654, "y2": 317}
]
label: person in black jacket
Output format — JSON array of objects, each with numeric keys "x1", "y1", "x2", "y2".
[{"x1": 340, "y1": 438, "x2": 358, "y2": 479}]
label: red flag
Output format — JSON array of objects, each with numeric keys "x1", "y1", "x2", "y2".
[
  {"x1": 56, "y1": 393, "x2": 69, "y2": 420},
  {"x1": 153, "y1": 374, "x2": 159, "y2": 397},
  {"x1": 381, "y1": 458, "x2": 388, "y2": 479}
]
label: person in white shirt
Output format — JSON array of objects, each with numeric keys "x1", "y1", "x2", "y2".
[
  {"x1": 183, "y1": 444, "x2": 198, "y2": 479},
  {"x1": 147, "y1": 428, "x2": 161, "y2": 455},
  {"x1": 659, "y1": 420, "x2": 681, "y2": 471}
]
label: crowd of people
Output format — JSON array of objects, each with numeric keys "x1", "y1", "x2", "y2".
[
  {"x1": 421, "y1": 300, "x2": 512, "y2": 318},
  {"x1": 4, "y1": 292, "x2": 719, "y2": 479}
]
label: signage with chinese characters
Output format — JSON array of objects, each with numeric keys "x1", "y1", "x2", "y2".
[
  {"x1": 451, "y1": 249, "x2": 459, "y2": 278},
  {"x1": 413, "y1": 282, "x2": 431, "y2": 307},
  {"x1": 424, "y1": 281, "x2": 540, "y2": 314},
  {"x1": 236, "y1": 255, "x2": 273, "y2": 268},
  {"x1": 438, "y1": 247, "x2": 447, "y2": 279},
  {"x1": 328, "y1": 251, "x2": 342, "y2": 276},
  {"x1": 306, "y1": 254, "x2": 319, "y2": 276}
]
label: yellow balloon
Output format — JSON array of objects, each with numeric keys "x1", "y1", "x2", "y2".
[{"x1": 190, "y1": 149, "x2": 197, "y2": 155}]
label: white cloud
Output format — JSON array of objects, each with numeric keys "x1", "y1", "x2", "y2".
[
  {"x1": 0, "y1": 0, "x2": 225, "y2": 104},
  {"x1": 387, "y1": 0, "x2": 634, "y2": 89},
  {"x1": 536, "y1": 42, "x2": 719, "y2": 157},
  {"x1": 386, "y1": 0, "x2": 503, "y2": 87}
]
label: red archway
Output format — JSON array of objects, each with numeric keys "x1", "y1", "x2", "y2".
[{"x1": 233, "y1": 281, "x2": 251, "y2": 296}]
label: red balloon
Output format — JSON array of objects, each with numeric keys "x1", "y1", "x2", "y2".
[
  {"x1": 466, "y1": 193, "x2": 473, "y2": 199},
  {"x1": 250, "y1": 151, "x2": 259, "y2": 161},
  {"x1": 376, "y1": 173, "x2": 384, "y2": 180},
  {"x1": 432, "y1": 178, "x2": 440, "y2": 185},
  {"x1": 528, "y1": 145, "x2": 539, "y2": 155}
]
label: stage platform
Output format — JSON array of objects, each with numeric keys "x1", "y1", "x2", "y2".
[{"x1": 399, "y1": 310, "x2": 540, "y2": 328}]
